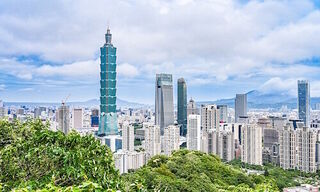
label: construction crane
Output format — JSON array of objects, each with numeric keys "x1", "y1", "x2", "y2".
[{"x1": 61, "y1": 94, "x2": 71, "y2": 106}]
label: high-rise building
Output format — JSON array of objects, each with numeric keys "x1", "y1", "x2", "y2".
[
  {"x1": 298, "y1": 80, "x2": 310, "y2": 126},
  {"x1": 122, "y1": 122, "x2": 135, "y2": 152},
  {"x1": 99, "y1": 28, "x2": 117, "y2": 136},
  {"x1": 241, "y1": 124, "x2": 262, "y2": 165},
  {"x1": 0, "y1": 100, "x2": 3, "y2": 107},
  {"x1": 177, "y1": 78, "x2": 187, "y2": 136},
  {"x1": 0, "y1": 107, "x2": 7, "y2": 118},
  {"x1": 187, "y1": 114, "x2": 201, "y2": 151},
  {"x1": 279, "y1": 123, "x2": 296, "y2": 170},
  {"x1": 163, "y1": 125, "x2": 180, "y2": 156},
  {"x1": 145, "y1": 124, "x2": 161, "y2": 159},
  {"x1": 155, "y1": 74, "x2": 174, "y2": 135},
  {"x1": 217, "y1": 105, "x2": 228, "y2": 123},
  {"x1": 296, "y1": 127, "x2": 316, "y2": 173},
  {"x1": 187, "y1": 98, "x2": 198, "y2": 116},
  {"x1": 72, "y1": 108, "x2": 83, "y2": 129},
  {"x1": 114, "y1": 150, "x2": 145, "y2": 174},
  {"x1": 235, "y1": 94, "x2": 247, "y2": 123},
  {"x1": 279, "y1": 124, "x2": 317, "y2": 173},
  {"x1": 208, "y1": 129, "x2": 235, "y2": 162},
  {"x1": 201, "y1": 105, "x2": 220, "y2": 132},
  {"x1": 58, "y1": 105, "x2": 70, "y2": 134}
]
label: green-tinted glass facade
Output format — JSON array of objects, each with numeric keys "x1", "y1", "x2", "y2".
[
  {"x1": 99, "y1": 28, "x2": 117, "y2": 136},
  {"x1": 177, "y1": 78, "x2": 187, "y2": 136}
]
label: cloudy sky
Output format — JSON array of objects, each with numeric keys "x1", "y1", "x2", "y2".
[{"x1": 0, "y1": 0, "x2": 320, "y2": 104}]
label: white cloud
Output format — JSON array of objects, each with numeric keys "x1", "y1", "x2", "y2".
[
  {"x1": 117, "y1": 63, "x2": 139, "y2": 78},
  {"x1": 0, "y1": 0, "x2": 320, "y2": 101},
  {"x1": 0, "y1": 84, "x2": 5, "y2": 91},
  {"x1": 36, "y1": 59, "x2": 99, "y2": 77},
  {"x1": 259, "y1": 77, "x2": 297, "y2": 96}
]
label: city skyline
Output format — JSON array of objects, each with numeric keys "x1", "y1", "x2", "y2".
[{"x1": 1, "y1": 0, "x2": 320, "y2": 104}]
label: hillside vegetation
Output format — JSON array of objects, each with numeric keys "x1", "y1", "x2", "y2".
[{"x1": 0, "y1": 119, "x2": 294, "y2": 191}]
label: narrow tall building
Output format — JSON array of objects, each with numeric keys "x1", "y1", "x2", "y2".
[
  {"x1": 58, "y1": 105, "x2": 70, "y2": 134},
  {"x1": 122, "y1": 122, "x2": 135, "y2": 152},
  {"x1": 217, "y1": 105, "x2": 228, "y2": 123},
  {"x1": 99, "y1": 28, "x2": 118, "y2": 136},
  {"x1": 145, "y1": 124, "x2": 161, "y2": 159},
  {"x1": 187, "y1": 98, "x2": 198, "y2": 116},
  {"x1": 241, "y1": 124, "x2": 262, "y2": 165},
  {"x1": 72, "y1": 108, "x2": 83, "y2": 129},
  {"x1": 296, "y1": 127, "x2": 316, "y2": 173},
  {"x1": 298, "y1": 80, "x2": 310, "y2": 126},
  {"x1": 201, "y1": 105, "x2": 220, "y2": 132},
  {"x1": 187, "y1": 114, "x2": 201, "y2": 151},
  {"x1": 177, "y1": 78, "x2": 187, "y2": 136},
  {"x1": 163, "y1": 125, "x2": 180, "y2": 156},
  {"x1": 235, "y1": 94, "x2": 247, "y2": 123},
  {"x1": 155, "y1": 74, "x2": 174, "y2": 135},
  {"x1": 279, "y1": 124, "x2": 296, "y2": 170}
]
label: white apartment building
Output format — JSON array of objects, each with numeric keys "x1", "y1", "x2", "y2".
[
  {"x1": 144, "y1": 124, "x2": 161, "y2": 160},
  {"x1": 296, "y1": 127, "x2": 317, "y2": 173},
  {"x1": 279, "y1": 124, "x2": 297, "y2": 170},
  {"x1": 187, "y1": 114, "x2": 201, "y2": 151},
  {"x1": 114, "y1": 150, "x2": 146, "y2": 174},
  {"x1": 241, "y1": 124, "x2": 262, "y2": 165},
  {"x1": 208, "y1": 129, "x2": 235, "y2": 162},
  {"x1": 122, "y1": 122, "x2": 135, "y2": 152},
  {"x1": 163, "y1": 125, "x2": 180, "y2": 156},
  {"x1": 72, "y1": 108, "x2": 83, "y2": 129}
]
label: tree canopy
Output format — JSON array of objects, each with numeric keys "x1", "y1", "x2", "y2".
[{"x1": 0, "y1": 119, "x2": 122, "y2": 191}]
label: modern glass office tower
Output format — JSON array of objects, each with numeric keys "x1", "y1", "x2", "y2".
[
  {"x1": 235, "y1": 94, "x2": 247, "y2": 123},
  {"x1": 298, "y1": 80, "x2": 310, "y2": 126},
  {"x1": 177, "y1": 78, "x2": 187, "y2": 136},
  {"x1": 155, "y1": 74, "x2": 174, "y2": 135},
  {"x1": 98, "y1": 28, "x2": 117, "y2": 136}
]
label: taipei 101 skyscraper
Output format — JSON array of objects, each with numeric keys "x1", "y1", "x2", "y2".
[{"x1": 98, "y1": 28, "x2": 118, "y2": 136}]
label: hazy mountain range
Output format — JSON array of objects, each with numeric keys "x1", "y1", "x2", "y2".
[
  {"x1": 4, "y1": 98, "x2": 148, "y2": 109},
  {"x1": 199, "y1": 90, "x2": 320, "y2": 109},
  {"x1": 4, "y1": 90, "x2": 320, "y2": 109}
]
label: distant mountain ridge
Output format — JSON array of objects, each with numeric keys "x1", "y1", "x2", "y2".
[
  {"x1": 4, "y1": 98, "x2": 148, "y2": 109},
  {"x1": 198, "y1": 90, "x2": 320, "y2": 109}
]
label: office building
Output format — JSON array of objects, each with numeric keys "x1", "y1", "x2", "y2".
[
  {"x1": 122, "y1": 122, "x2": 135, "y2": 152},
  {"x1": 177, "y1": 78, "x2": 187, "y2": 136},
  {"x1": 72, "y1": 108, "x2": 83, "y2": 129},
  {"x1": 298, "y1": 80, "x2": 310, "y2": 126},
  {"x1": 235, "y1": 94, "x2": 247, "y2": 123},
  {"x1": 241, "y1": 124, "x2": 262, "y2": 165},
  {"x1": 163, "y1": 125, "x2": 180, "y2": 155},
  {"x1": 97, "y1": 135, "x2": 122, "y2": 152},
  {"x1": 145, "y1": 124, "x2": 161, "y2": 159},
  {"x1": 99, "y1": 28, "x2": 118, "y2": 136},
  {"x1": 187, "y1": 98, "x2": 198, "y2": 116},
  {"x1": 155, "y1": 74, "x2": 174, "y2": 135},
  {"x1": 58, "y1": 105, "x2": 70, "y2": 134},
  {"x1": 187, "y1": 114, "x2": 201, "y2": 151},
  {"x1": 0, "y1": 100, "x2": 3, "y2": 107}
]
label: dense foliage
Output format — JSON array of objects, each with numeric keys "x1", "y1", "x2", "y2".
[
  {"x1": 229, "y1": 159, "x2": 320, "y2": 190},
  {"x1": 123, "y1": 150, "x2": 279, "y2": 191},
  {"x1": 1, "y1": 119, "x2": 316, "y2": 191},
  {"x1": 0, "y1": 119, "x2": 122, "y2": 191}
]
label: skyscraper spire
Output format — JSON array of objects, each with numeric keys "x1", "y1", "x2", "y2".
[{"x1": 105, "y1": 27, "x2": 112, "y2": 45}]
